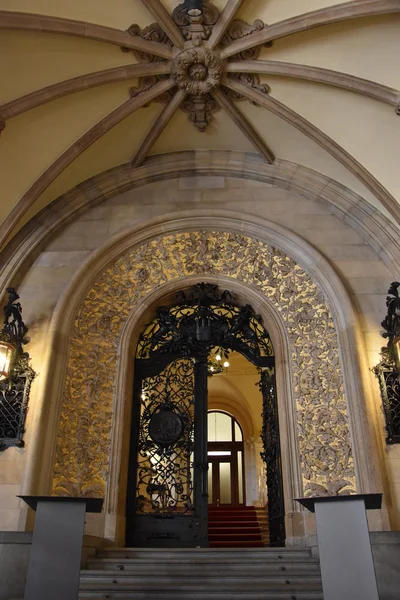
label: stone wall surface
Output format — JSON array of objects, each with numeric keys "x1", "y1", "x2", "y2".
[
  {"x1": 0, "y1": 174, "x2": 398, "y2": 532},
  {"x1": 371, "y1": 532, "x2": 400, "y2": 600}
]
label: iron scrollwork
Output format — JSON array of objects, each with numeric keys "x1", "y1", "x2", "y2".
[
  {"x1": 130, "y1": 283, "x2": 279, "y2": 547},
  {"x1": 136, "y1": 359, "x2": 195, "y2": 514},
  {"x1": 259, "y1": 367, "x2": 286, "y2": 546},
  {"x1": 137, "y1": 282, "x2": 274, "y2": 366},
  {"x1": 0, "y1": 288, "x2": 35, "y2": 451},
  {"x1": 374, "y1": 282, "x2": 400, "y2": 444}
]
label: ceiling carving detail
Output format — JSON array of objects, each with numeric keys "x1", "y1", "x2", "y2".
[
  {"x1": 123, "y1": 0, "x2": 272, "y2": 134},
  {"x1": 1, "y1": 1, "x2": 400, "y2": 244},
  {"x1": 51, "y1": 231, "x2": 356, "y2": 499}
]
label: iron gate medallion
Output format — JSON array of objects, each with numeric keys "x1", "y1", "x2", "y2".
[{"x1": 149, "y1": 408, "x2": 184, "y2": 446}]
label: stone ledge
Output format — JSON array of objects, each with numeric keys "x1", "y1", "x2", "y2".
[
  {"x1": 0, "y1": 532, "x2": 106, "y2": 546},
  {"x1": 0, "y1": 531, "x2": 32, "y2": 544},
  {"x1": 371, "y1": 531, "x2": 400, "y2": 545}
]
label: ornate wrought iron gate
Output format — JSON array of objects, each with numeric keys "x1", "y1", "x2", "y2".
[
  {"x1": 125, "y1": 283, "x2": 284, "y2": 547},
  {"x1": 126, "y1": 354, "x2": 208, "y2": 547},
  {"x1": 259, "y1": 368, "x2": 286, "y2": 546}
]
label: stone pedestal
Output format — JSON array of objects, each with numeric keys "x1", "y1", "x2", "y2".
[
  {"x1": 19, "y1": 496, "x2": 103, "y2": 600},
  {"x1": 296, "y1": 494, "x2": 382, "y2": 600}
]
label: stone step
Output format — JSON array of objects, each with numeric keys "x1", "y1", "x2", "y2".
[
  {"x1": 97, "y1": 548, "x2": 314, "y2": 562},
  {"x1": 209, "y1": 516, "x2": 258, "y2": 521},
  {"x1": 209, "y1": 525, "x2": 262, "y2": 531},
  {"x1": 207, "y1": 527, "x2": 263, "y2": 534},
  {"x1": 79, "y1": 592, "x2": 324, "y2": 600},
  {"x1": 209, "y1": 533, "x2": 263, "y2": 541},
  {"x1": 84, "y1": 547, "x2": 322, "y2": 599},
  {"x1": 209, "y1": 508, "x2": 257, "y2": 512},
  {"x1": 79, "y1": 575, "x2": 323, "y2": 592},
  {"x1": 84, "y1": 562, "x2": 321, "y2": 575},
  {"x1": 209, "y1": 541, "x2": 265, "y2": 548}
]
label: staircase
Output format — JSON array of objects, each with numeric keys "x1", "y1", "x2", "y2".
[
  {"x1": 255, "y1": 506, "x2": 271, "y2": 546},
  {"x1": 208, "y1": 506, "x2": 264, "y2": 547},
  {"x1": 79, "y1": 547, "x2": 323, "y2": 599}
]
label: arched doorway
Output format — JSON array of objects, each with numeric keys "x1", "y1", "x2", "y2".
[
  {"x1": 207, "y1": 411, "x2": 245, "y2": 507},
  {"x1": 125, "y1": 283, "x2": 285, "y2": 548}
]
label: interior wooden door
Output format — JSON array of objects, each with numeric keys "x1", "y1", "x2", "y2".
[{"x1": 208, "y1": 455, "x2": 237, "y2": 506}]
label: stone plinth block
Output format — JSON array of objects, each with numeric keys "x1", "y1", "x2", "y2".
[
  {"x1": 296, "y1": 494, "x2": 382, "y2": 600},
  {"x1": 19, "y1": 496, "x2": 103, "y2": 600}
]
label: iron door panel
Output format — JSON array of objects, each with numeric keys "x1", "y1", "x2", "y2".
[{"x1": 126, "y1": 355, "x2": 208, "y2": 547}]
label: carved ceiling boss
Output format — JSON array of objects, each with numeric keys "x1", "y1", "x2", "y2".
[{"x1": 126, "y1": 0, "x2": 272, "y2": 140}]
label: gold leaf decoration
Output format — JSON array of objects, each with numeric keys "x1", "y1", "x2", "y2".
[{"x1": 52, "y1": 231, "x2": 356, "y2": 497}]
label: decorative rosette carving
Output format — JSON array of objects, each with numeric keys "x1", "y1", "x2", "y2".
[{"x1": 171, "y1": 46, "x2": 223, "y2": 95}]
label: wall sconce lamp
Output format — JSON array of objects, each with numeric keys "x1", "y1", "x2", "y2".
[
  {"x1": 373, "y1": 282, "x2": 400, "y2": 444},
  {"x1": 381, "y1": 282, "x2": 400, "y2": 373},
  {"x1": 0, "y1": 288, "x2": 35, "y2": 450}
]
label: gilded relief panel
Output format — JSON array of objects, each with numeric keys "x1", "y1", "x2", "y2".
[{"x1": 52, "y1": 232, "x2": 356, "y2": 497}]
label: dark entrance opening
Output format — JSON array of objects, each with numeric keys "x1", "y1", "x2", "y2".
[
  {"x1": 125, "y1": 283, "x2": 285, "y2": 548},
  {"x1": 207, "y1": 411, "x2": 245, "y2": 507}
]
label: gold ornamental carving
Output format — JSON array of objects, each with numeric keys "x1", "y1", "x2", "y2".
[
  {"x1": 122, "y1": 0, "x2": 271, "y2": 133},
  {"x1": 52, "y1": 231, "x2": 356, "y2": 498}
]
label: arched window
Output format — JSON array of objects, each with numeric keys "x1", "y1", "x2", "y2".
[{"x1": 207, "y1": 411, "x2": 245, "y2": 506}]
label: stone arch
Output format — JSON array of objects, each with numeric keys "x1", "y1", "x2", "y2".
[
  {"x1": 208, "y1": 389, "x2": 255, "y2": 440},
  {"x1": 20, "y1": 212, "x2": 385, "y2": 542},
  {"x1": 2, "y1": 152, "x2": 400, "y2": 293}
]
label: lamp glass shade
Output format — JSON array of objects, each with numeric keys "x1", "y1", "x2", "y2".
[
  {"x1": 187, "y1": 0, "x2": 202, "y2": 16},
  {"x1": 0, "y1": 340, "x2": 15, "y2": 380}
]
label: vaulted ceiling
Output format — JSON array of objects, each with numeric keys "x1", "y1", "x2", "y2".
[{"x1": 0, "y1": 0, "x2": 399, "y2": 250}]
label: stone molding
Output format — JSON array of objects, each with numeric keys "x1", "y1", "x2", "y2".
[
  {"x1": 1, "y1": 152, "x2": 399, "y2": 295},
  {"x1": 2, "y1": 108, "x2": 397, "y2": 250},
  {"x1": 0, "y1": 77, "x2": 175, "y2": 247},
  {"x1": 220, "y1": 0, "x2": 400, "y2": 59},
  {"x1": 222, "y1": 76, "x2": 399, "y2": 222},
  {"x1": 1, "y1": 3, "x2": 397, "y2": 63},
  {"x1": 1, "y1": 87, "x2": 397, "y2": 246},
  {"x1": 0, "y1": 63, "x2": 172, "y2": 121},
  {"x1": 0, "y1": 11, "x2": 174, "y2": 59},
  {"x1": 141, "y1": 0, "x2": 185, "y2": 49},
  {"x1": 1, "y1": 3, "x2": 400, "y2": 241},
  {"x1": 226, "y1": 61, "x2": 400, "y2": 111},
  {"x1": 1, "y1": 59, "x2": 397, "y2": 123}
]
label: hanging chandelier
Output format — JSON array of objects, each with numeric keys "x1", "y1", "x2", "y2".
[
  {"x1": 208, "y1": 347, "x2": 229, "y2": 376},
  {"x1": 186, "y1": 0, "x2": 203, "y2": 17}
]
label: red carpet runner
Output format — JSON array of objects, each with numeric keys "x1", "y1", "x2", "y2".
[{"x1": 208, "y1": 506, "x2": 264, "y2": 548}]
